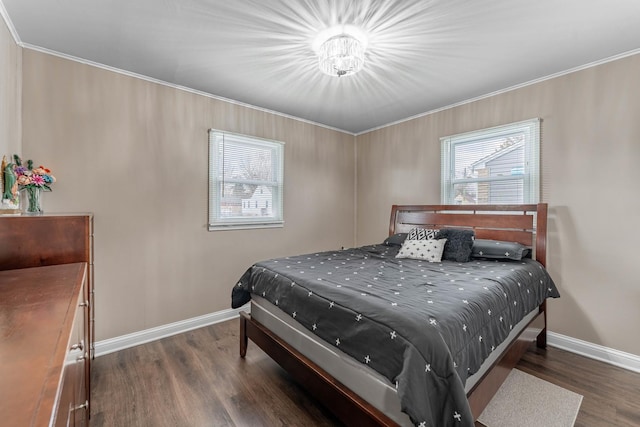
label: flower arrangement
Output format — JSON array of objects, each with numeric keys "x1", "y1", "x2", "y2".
[
  {"x1": 13, "y1": 155, "x2": 56, "y2": 213},
  {"x1": 14, "y1": 155, "x2": 56, "y2": 190}
]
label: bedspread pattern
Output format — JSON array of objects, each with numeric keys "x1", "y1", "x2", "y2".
[{"x1": 232, "y1": 244, "x2": 559, "y2": 427}]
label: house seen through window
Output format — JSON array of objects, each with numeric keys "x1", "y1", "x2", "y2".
[
  {"x1": 440, "y1": 119, "x2": 540, "y2": 205},
  {"x1": 208, "y1": 130, "x2": 284, "y2": 230}
]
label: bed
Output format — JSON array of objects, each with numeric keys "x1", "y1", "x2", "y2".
[{"x1": 232, "y1": 204, "x2": 559, "y2": 426}]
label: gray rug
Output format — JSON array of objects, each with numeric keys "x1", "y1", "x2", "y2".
[{"x1": 477, "y1": 369, "x2": 583, "y2": 427}]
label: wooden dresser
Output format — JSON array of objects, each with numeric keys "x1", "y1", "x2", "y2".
[
  {"x1": 0, "y1": 214, "x2": 93, "y2": 426},
  {"x1": 0, "y1": 263, "x2": 89, "y2": 426}
]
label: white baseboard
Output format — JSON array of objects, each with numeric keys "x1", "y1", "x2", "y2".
[
  {"x1": 548, "y1": 332, "x2": 640, "y2": 374},
  {"x1": 95, "y1": 308, "x2": 640, "y2": 375},
  {"x1": 94, "y1": 304, "x2": 250, "y2": 357}
]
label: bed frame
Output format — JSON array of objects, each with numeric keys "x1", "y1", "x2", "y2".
[{"x1": 239, "y1": 203, "x2": 549, "y2": 425}]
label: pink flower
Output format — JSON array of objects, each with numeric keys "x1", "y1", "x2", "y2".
[{"x1": 31, "y1": 174, "x2": 45, "y2": 186}]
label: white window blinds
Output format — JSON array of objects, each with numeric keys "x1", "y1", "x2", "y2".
[
  {"x1": 208, "y1": 130, "x2": 284, "y2": 230},
  {"x1": 441, "y1": 119, "x2": 540, "y2": 205}
]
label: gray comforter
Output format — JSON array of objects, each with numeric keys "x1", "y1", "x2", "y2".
[{"x1": 232, "y1": 244, "x2": 560, "y2": 426}]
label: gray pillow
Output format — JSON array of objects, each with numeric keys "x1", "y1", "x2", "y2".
[
  {"x1": 471, "y1": 239, "x2": 530, "y2": 260},
  {"x1": 383, "y1": 233, "x2": 408, "y2": 246},
  {"x1": 435, "y1": 228, "x2": 475, "y2": 262}
]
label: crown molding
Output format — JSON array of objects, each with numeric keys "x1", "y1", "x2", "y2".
[
  {"x1": 20, "y1": 42, "x2": 356, "y2": 136},
  {"x1": 4, "y1": 0, "x2": 638, "y2": 138},
  {"x1": 356, "y1": 48, "x2": 640, "y2": 136},
  {"x1": 0, "y1": 0, "x2": 21, "y2": 45}
]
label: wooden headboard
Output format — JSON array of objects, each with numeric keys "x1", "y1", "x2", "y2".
[{"x1": 389, "y1": 204, "x2": 548, "y2": 267}]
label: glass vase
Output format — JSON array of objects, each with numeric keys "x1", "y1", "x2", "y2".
[{"x1": 23, "y1": 187, "x2": 43, "y2": 214}]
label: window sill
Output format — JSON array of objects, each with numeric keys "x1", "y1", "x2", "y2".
[{"x1": 208, "y1": 221, "x2": 284, "y2": 231}]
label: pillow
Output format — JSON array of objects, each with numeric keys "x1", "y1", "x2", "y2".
[
  {"x1": 395, "y1": 239, "x2": 447, "y2": 262},
  {"x1": 471, "y1": 239, "x2": 530, "y2": 260},
  {"x1": 435, "y1": 228, "x2": 475, "y2": 262},
  {"x1": 407, "y1": 227, "x2": 438, "y2": 240},
  {"x1": 383, "y1": 233, "x2": 408, "y2": 246}
]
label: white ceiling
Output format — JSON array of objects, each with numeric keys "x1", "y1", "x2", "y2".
[{"x1": 2, "y1": 0, "x2": 640, "y2": 134}]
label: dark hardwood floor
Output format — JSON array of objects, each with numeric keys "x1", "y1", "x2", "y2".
[
  {"x1": 516, "y1": 344, "x2": 640, "y2": 427},
  {"x1": 91, "y1": 319, "x2": 640, "y2": 427}
]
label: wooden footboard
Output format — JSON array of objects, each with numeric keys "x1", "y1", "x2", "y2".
[
  {"x1": 466, "y1": 304, "x2": 547, "y2": 419},
  {"x1": 239, "y1": 302, "x2": 548, "y2": 425},
  {"x1": 239, "y1": 311, "x2": 395, "y2": 426}
]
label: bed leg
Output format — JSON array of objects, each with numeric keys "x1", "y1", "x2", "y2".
[
  {"x1": 536, "y1": 328, "x2": 547, "y2": 348},
  {"x1": 239, "y1": 311, "x2": 249, "y2": 358},
  {"x1": 536, "y1": 300, "x2": 547, "y2": 349}
]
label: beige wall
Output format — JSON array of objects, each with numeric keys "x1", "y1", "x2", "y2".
[
  {"x1": 356, "y1": 54, "x2": 640, "y2": 356},
  {"x1": 13, "y1": 35, "x2": 640, "y2": 357},
  {"x1": 0, "y1": 15, "x2": 21, "y2": 159},
  {"x1": 21, "y1": 50, "x2": 356, "y2": 341}
]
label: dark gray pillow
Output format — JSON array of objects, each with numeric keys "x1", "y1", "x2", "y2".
[
  {"x1": 435, "y1": 228, "x2": 475, "y2": 262},
  {"x1": 383, "y1": 233, "x2": 408, "y2": 246},
  {"x1": 471, "y1": 239, "x2": 530, "y2": 260}
]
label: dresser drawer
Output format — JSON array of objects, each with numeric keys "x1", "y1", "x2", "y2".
[{"x1": 54, "y1": 278, "x2": 89, "y2": 427}]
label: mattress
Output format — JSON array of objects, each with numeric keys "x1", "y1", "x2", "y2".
[
  {"x1": 233, "y1": 243, "x2": 560, "y2": 425},
  {"x1": 251, "y1": 295, "x2": 539, "y2": 425}
]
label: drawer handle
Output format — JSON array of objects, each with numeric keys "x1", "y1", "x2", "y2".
[
  {"x1": 76, "y1": 352, "x2": 87, "y2": 362},
  {"x1": 70, "y1": 342, "x2": 84, "y2": 351},
  {"x1": 79, "y1": 300, "x2": 90, "y2": 307},
  {"x1": 74, "y1": 400, "x2": 88, "y2": 411}
]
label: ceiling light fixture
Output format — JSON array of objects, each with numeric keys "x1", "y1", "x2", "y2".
[{"x1": 314, "y1": 26, "x2": 368, "y2": 78}]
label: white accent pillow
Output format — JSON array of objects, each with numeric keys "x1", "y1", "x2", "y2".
[
  {"x1": 396, "y1": 239, "x2": 447, "y2": 262},
  {"x1": 407, "y1": 227, "x2": 438, "y2": 240}
]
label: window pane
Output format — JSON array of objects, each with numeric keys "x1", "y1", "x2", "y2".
[
  {"x1": 220, "y1": 183, "x2": 275, "y2": 218},
  {"x1": 209, "y1": 130, "x2": 284, "y2": 230},
  {"x1": 441, "y1": 119, "x2": 540, "y2": 205},
  {"x1": 485, "y1": 180, "x2": 524, "y2": 204},
  {"x1": 453, "y1": 136, "x2": 524, "y2": 180},
  {"x1": 452, "y1": 182, "x2": 478, "y2": 204},
  {"x1": 455, "y1": 179, "x2": 524, "y2": 205},
  {"x1": 222, "y1": 143, "x2": 274, "y2": 183}
]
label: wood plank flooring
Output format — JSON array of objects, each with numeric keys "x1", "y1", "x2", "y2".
[
  {"x1": 91, "y1": 319, "x2": 640, "y2": 427},
  {"x1": 516, "y1": 344, "x2": 640, "y2": 427}
]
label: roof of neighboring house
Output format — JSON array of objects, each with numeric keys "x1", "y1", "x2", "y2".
[
  {"x1": 248, "y1": 185, "x2": 272, "y2": 198},
  {"x1": 471, "y1": 141, "x2": 523, "y2": 169}
]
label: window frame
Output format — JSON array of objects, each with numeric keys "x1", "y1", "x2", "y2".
[
  {"x1": 440, "y1": 119, "x2": 540, "y2": 205},
  {"x1": 208, "y1": 129, "x2": 284, "y2": 231}
]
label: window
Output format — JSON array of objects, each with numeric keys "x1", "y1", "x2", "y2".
[
  {"x1": 440, "y1": 119, "x2": 540, "y2": 205},
  {"x1": 208, "y1": 130, "x2": 284, "y2": 230}
]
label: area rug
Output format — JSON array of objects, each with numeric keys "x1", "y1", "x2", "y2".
[{"x1": 477, "y1": 369, "x2": 583, "y2": 427}]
